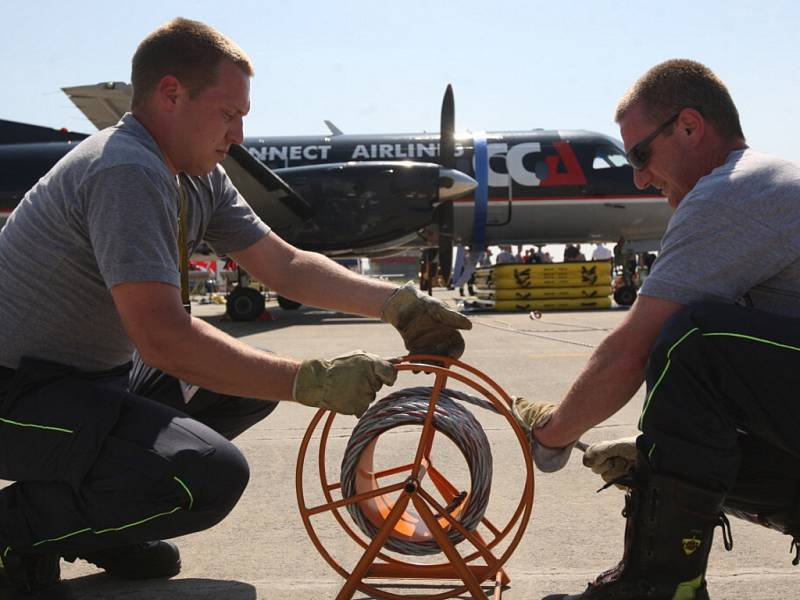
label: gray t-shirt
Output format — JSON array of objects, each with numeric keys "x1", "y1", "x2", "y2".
[
  {"x1": 0, "y1": 113, "x2": 270, "y2": 370},
  {"x1": 640, "y1": 149, "x2": 800, "y2": 318}
]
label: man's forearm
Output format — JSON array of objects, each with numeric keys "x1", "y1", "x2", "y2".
[
  {"x1": 249, "y1": 247, "x2": 397, "y2": 319},
  {"x1": 535, "y1": 330, "x2": 646, "y2": 448},
  {"x1": 143, "y1": 316, "x2": 301, "y2": 401},
  {"x1": 284, "y1": 250, "x2": 397, "y2": 317}
]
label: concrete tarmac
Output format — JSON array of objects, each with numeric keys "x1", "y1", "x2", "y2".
[{"x1": 58, "y1": 290, "x2": 796, "y2": 599}]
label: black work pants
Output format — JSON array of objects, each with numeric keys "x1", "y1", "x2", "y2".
[
  {"x1": 639, "y1": 302, "x2": 800, "y2": 528},
  {"x1": 0, "y1": 354, "x2": 277, "y2": 557}
]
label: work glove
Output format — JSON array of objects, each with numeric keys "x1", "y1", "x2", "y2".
[
  {"x1": 511, "y1": 396, "x2": 576, "y2": 473},
  {"x1": 292, "y1": 350, "x2": 398, "y2": 417},
  {"x1": 381, "y1": 281, "x2": 472, "y2": 358},
  {"x1": 582, "y1": 436, "x2": 638, "y2": 489}
]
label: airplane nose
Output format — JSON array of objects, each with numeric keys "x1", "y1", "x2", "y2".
[{"x1": 438, "y1": 168, "x2": 477, "y2": 201}]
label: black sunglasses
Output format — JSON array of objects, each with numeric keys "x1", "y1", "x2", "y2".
[{"x1": 625, "y1": 111, "x2": 682, "y2": 170}]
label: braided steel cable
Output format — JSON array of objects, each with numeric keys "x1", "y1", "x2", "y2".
[{"x1": 340, "y1": 386, "x2": 498, "y2": 556}]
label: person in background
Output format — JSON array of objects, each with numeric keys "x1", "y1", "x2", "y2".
[
  {"x1": 494, "y1": 244, "x2": 516, "y2": 264},
  {"x1": 563, "y1": 243, "x2": 580, "y2": 262},
  {"x1": 591, "y1": 243, "x2": 613, "y2": 261}
]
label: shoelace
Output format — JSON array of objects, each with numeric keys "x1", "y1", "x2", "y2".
[{"x1": 717, "y1": 512, "x2": 734, "y2": 551}]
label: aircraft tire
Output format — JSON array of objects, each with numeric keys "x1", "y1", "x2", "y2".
[
  {"x1": 613, "y1": 285, "x2": 638, "y2": 307},
  {"x1": 226, "y1": 287, "x2": 265, "y2": 321},
  {"x1": 277, "y1": 296, "x2": 302, "y2": 310}
]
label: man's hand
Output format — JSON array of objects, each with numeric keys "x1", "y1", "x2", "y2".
[
  {"x1": 511, "y1": 396, "x2": 576, "y2": 473},
  {"x1": 582, "y1": 436, "x2": 638, "y2": 488},
  {"x1": 381, "y1": 282, "x2": 472, "y2": 358},
  {"x1": 293, "y1": 351, "x2": 398, "y2": 417}
]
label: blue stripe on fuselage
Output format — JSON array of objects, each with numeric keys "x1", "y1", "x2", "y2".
[{"x1": 471, "y1": 135, "x2": 488, "y2": 247}]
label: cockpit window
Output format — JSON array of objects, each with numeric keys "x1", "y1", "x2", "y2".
[{"x1": 592, "y1": 144, "x2": 628, "y2": 169}]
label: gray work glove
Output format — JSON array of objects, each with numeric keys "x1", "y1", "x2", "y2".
[
  {"x1": 293, "y1": 350, "x2": 398, "y2": 417},
  {"x1": 381, "y1": 281, "x2": 472, "y2": 359},
  {"x1": 582, "y1": 436, "x2": 638, "y2": 489},
  {"x1": 511, "y1": 396, "x2": 576, "y2": 473}
]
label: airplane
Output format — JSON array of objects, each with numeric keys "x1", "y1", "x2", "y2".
[{"x1": 0, "y1": 82, "x2": 670, "y2": 319}]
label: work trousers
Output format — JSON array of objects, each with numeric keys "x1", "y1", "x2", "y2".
[
  {"x1": 639, "y1": 302, "x2": 800, "y2": 533},
  {"x1": 0, "y1": 354, "x2": 278, "y2": 557}
]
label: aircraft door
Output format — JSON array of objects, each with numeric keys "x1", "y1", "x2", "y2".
[{"x1": 485, "y1": 142, "x2": 513, "y2": 226}]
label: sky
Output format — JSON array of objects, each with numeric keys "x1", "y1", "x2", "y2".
[{"x1": 2, "y1": 0, "x2": 798, "y2": 163}]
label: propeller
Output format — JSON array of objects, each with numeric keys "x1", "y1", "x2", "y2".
[{"x1": 436, "y1": 84, "x2": 456, "y2": 282}]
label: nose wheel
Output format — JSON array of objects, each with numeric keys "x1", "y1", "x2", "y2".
[{"x1": 296, "y1": 355, "x2": 535, "y2": 600}]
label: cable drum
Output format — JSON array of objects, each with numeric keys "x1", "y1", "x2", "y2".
[{"x1": 341, "y1": 386, "x2": 496, "y2": 556}]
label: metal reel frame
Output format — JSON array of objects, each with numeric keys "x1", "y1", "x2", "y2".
[{"x1": 295, "y1": 355, "x2": 535, "y2": 600}]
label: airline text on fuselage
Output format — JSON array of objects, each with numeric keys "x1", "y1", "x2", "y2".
[
  {"x1": 246, "y1": 141, "x2": 584, "y2": 188},
  {"x1": 247, "y1": 143, "x2": 465, "y2": 164}
]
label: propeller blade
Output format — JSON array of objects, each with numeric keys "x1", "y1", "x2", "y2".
[
  {"x1": 438, "y1": 228, "x2": 453, "y2": 282},
  {"x1": 437, "y1": 84, "x2": 456, "y2": 281},
  {"x1": 439, "y1": 84, "x2": 455, "y2": 169}
]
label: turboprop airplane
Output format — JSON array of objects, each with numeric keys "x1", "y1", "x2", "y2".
[{"x1": 0, "y1": 82, "x2": 669, "y2": 318}]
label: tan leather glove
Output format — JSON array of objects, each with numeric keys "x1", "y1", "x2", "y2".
[
  {"x1": 511, "y1": 396, "x2": 576, "y2": 473},
  {"x1": 381, "y1": 282, "x2": 472, "y2": 358},
  {"x1": 292, "y1": 351, "x2": 398, "y2": 417},
  {"x1": 582, "y1": 436, "x2": 638, "y2": 488}
]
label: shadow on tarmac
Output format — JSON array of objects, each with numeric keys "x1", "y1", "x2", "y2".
[
  {"x1": 68, "y1": 574, "x2": 256, "y2": 599},
  {"x1": 195, "y1": 304, "x2": 382, "y2": 337}
]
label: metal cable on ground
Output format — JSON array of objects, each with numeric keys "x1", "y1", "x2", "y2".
[
  {"x1": 341, "y1": 386, "x2": 497, "y2": 556},
  {"x1": 475, "y1": 319, "x2": 601, "y2": 349}
]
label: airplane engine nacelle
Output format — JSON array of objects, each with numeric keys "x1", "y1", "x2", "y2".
[{"x1": 273, "y1": 161, "x2": 444, "y2": 254}]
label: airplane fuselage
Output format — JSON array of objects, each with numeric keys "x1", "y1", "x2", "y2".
[
  {"x1": 1, "y1": 119, "x2": 670, "y2": 254},
  {"x1": 242, "y1": 129, "x2": 670, "y2": 252}
]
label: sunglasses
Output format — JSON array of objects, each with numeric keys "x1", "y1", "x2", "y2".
[{"x1": 625, "y1": 111, "x2": 682, "y2": 170}]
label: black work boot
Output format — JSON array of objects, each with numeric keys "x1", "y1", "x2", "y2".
[
  {"x1": 64, "y1": 540, "x2": 180, "y2": 580},
  {"x1": 0, "y1": 553, "x2": 75, "y2": 599},
  {"x1": 544, "y1": 458, "x2": 729, "y2": 600}
]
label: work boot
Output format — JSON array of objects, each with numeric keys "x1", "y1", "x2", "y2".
[
  {"x1": 64, "y1": 540, "x2": 180, "y2": 580},
  {"x1": 0, "y1": 553, "x2": 75, "y2": 599},
  {"x1": 543, "y1": 456, "x2": 730, "y2": 600}
]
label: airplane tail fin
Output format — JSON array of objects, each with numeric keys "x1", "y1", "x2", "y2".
[{"x1": 0, "y1": 119, "x2": 88, "y2": 145}]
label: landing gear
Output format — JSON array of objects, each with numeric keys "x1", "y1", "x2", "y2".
[
  {"x1": 277, "y1": 296, "x2": 302, "y2": 310},
  {"x1": 226, "y1": 286, "x2": 265, "y2": 321},
  {"x1": 613, "y1": 284, "x2": 638, "y2": 307},
  {"x1": 612, "y1": 239, "x2": 640, "y2": 307},
  {"x1": 419, "y1": 248, "x2": 438, "y2": 295}
]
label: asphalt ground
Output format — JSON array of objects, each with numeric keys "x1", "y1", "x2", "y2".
[{"x1": 40, "y1": 289, "x2": 798, "y2": 598}]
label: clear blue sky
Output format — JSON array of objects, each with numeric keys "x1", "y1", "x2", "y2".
[{"x1": 1, "y1": 0, "x2": 798, "y2": 162}]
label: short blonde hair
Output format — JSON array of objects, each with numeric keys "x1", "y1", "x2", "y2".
[
  {"x1": 615, "y1": 59, "x2": 744, "y2": 140},
  {"x1": 131, "y1": 17, "x2": 254, "y2": 110}
]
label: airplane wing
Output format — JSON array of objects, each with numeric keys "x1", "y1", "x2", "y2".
[
  {"x1": 62, "y1": 82, "x2": 132, "y2": 130},
  {"x1": 222, "y1": 145, "x2": 313, "y2": 225}
]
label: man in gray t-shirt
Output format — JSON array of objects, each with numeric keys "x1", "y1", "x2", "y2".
[
  {"x1": 512, "y1": 61, "x2": 800, "y2": 600},
  {"x1": 0, "y1": 19, "x2": 472, "y2": 598}
]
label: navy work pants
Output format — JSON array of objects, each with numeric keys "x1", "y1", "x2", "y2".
[
  {"x1": 639, "y1": 302, "x2": 800, "y2": 533},
  {"x1": 0, "y1": 354, "x2": 278, "y2": 557}
]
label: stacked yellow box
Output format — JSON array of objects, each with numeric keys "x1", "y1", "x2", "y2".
[{"x1": 473, "y1": 261, "x2": 613, "y2": 311}]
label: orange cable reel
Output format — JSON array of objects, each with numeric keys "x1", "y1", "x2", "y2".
[{"x1": 295, "y1": 355, "x2": 535, "y2": 600}]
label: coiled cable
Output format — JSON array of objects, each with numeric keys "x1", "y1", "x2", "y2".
[{"x1": 341, "y1": 386, "x2": 497, "y2": 556}]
